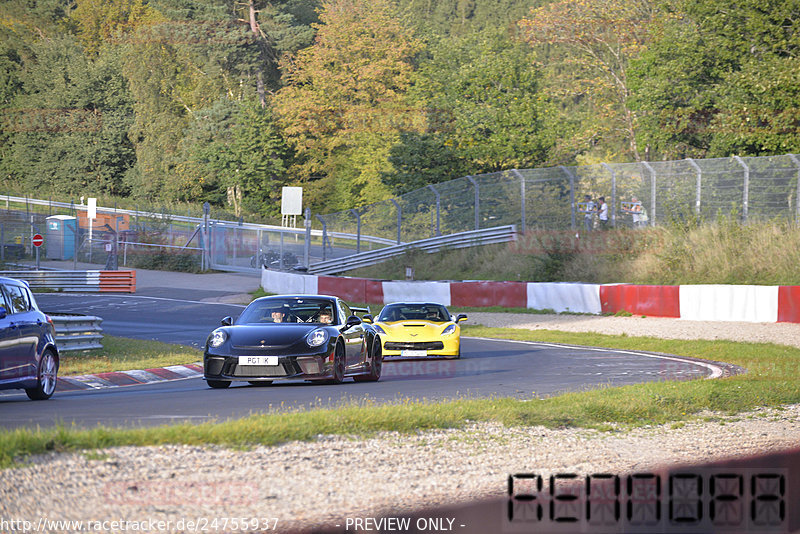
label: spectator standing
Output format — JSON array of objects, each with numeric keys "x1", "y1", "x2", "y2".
[
  {"x1": 597, "y1": 197, "x2": 609, "y2": 229},
  {"x1": 583, "y1": 194, "x2": 596, "y2": 232},
  {"x1": 630, "y1": 196, "x2": 642, "y2": 228}
]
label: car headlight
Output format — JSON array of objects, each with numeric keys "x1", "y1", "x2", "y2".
[
  {"x1": 307, "y1": 328, "x2": 329, "y2": 347},
  {"x1": 208, "y1": 329, "x2": 227, "y2": 348},
  {"x1": 373, "y1": 324, "x2": 386, "y2": 334},
  {"x1": 441, "y1": 324, "x2": 456, "y2": 336}
]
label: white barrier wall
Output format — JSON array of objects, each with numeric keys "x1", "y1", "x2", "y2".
[
  {"x1": 679, "y1": 285, "x2": 779, "y2": 322},
  {"x1": 262, "y1": 268, "x2": 319, "y2": 295},
  {"x1": 382, "y1": 281, "x2": 452, "y2": 305},
  {"x1": 526, "y1": 282, "x2": 602, "y2": 314},
  {"x1": 260, "y1": 270, "x2": 795, "y2": 323}
]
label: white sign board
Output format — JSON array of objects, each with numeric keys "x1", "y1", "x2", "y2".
[
  {"x1": 87, "y1": 197, "x2": 97, "y2": 220},
  {"x1": 281, "y1": 187, "x2": 303, "y2": 216}
]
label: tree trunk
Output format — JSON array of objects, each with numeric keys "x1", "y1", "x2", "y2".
[{"x1": 248, "y1": 0, "x2": 267, "y2": 108}]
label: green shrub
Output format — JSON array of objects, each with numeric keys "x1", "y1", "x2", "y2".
[{"x1": 128, "y1": 251, "x2": 202, "y2": 273}]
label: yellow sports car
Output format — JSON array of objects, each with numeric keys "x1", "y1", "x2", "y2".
[{"x1": 366, "y1": 302, "x2": 467, "y2": 359}]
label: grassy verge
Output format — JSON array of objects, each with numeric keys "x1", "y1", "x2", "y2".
[
  {"x1": 3, "y1": 327, "x2": 799, "y2": 468},
  {"x1": 58, "y1": 336, "x2": 202, "y2": 376},
  {"x1": 346, "y1": 221, "x2": 800, "y2": 285}
]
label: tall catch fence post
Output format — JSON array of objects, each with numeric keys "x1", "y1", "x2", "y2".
[
  {"x1": 790, "y1": 154, "x2": 800, "y2": 225},
  {"x1": 389, "y1": 199, "x2": 402, "y2": 244},
  {"x1": 641, "y1": 161, "x2": 657, "y2": 226},
  {"x1": 559, "y1": 166, "x2": 577, "y2": 230},
  {"x1": 349, "y1": 209, "x2": 361, "y2": 254},
  {"x1": 427, "y1": 185, "x2": 441, "y2": 236},
  {"x1": 304, "y1": 208, "x2": 311, "y2": 268},
  {"x1": 734, "y1": 156, "x2": 750, "y2": 223},
  {"x1": 316, "y1": 215, "x2": 328, "y2": 261},
  {"x1": 601, "y1": 163, "x2": 617, "y2": 227},
  {"x1": 467, "y1": 176, "x2": 479, "y2": 231},
  {"x1": 510, "y1": 169, "x2": 527, "y2": 233},
  {"x1": 687, "y1": 158, "x2": 702, "y2": 215}
]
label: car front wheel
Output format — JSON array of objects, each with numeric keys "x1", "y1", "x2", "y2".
[
  {"x1": 206, "y1": 379, "x2": 231, "y2": 389},
  {"x1": 328, "y1": 342, "x2": 345, "y2": 384},
  {"x1": 26, "y1": 349, "x2": 58, "y2": 400}
]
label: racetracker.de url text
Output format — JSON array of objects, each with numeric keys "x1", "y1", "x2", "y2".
[{"x1": 0, "y1": 517, "x2": 280, "y2": 532}]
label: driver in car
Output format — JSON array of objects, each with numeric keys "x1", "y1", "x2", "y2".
[{"x1": 319, "y1": 309, "x2": 333, "y2": 324}]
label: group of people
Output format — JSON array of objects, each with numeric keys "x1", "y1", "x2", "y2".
[
  {"x1": 581, "y1": 195, "x2": 648, "y2": 231},
  {"x1": 269, "y1": 308, "x2": 333, "y2": 324}
]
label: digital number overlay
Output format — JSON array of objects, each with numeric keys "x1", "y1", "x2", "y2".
[{"x1": 506, "y1": 469, "x2": 787, "y2": 533}]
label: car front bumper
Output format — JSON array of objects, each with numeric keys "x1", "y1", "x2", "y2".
[
  {"x1": 203, "y1": 351, "x2": 334, "y2": 382},
  {"x1": 381, "y1": 337, "x2": 460, "y2": 358}
]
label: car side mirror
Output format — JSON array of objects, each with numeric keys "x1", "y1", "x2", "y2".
[
  {"x1": 344, "y1": 315, "x2": 362, "y2": 329},
  {"x1": 0, "y1": 306, "x2": 6, "y2": 319},
  {"x1": 362, "y1": 314, "x2": 373, "y2": 324},
  {"x1": 456, "y1": 313, "x2": 468, "y2": 323},
  {"x1": 221, "y1": 316, "x2": 233, "y2": 326}
]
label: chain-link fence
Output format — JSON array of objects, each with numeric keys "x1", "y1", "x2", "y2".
[
  {"x1": 318, "y1": 154, "x2": 800, "y2": 241},
  {"x1": 0, "y1": 197, "x2": 205, "y2": 271},
  {"x1": 3, "y1": 154, "x2": 799, "y2": 272}
]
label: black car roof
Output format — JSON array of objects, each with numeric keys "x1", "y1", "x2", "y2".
[{"x1": 253, "y1": 294, "x2": 338, "y2": 302}]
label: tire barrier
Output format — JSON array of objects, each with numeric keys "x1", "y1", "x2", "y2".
[
  {"x1": 263, "y1": 268, "x2": 800, "y2": 323},
  {"x1": 50, "y1": 314, "x2": 103, "y2": 352},
  {"x1": 0, "y1": 270, "x2": 136, "y2": 293}
]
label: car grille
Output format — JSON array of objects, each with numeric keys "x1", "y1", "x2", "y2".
[
  {"x1": 384, "y1": 341, "x2": 445, "y2": 351},
  {"x1": 231, "y1": 364, "x2": 290, "y2": 378}
]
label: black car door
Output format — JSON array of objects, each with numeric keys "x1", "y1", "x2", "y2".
[{"x1": 337, "y1": 301, "x2": 365, "y2": 369}]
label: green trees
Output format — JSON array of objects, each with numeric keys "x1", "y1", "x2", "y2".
[
  {"x1": 3, "y1": 36, "x2": 135, "y2": 196},
  {"x1": 177, "y1": 100, "x2": 289, "y2": 217},
  {"x1": 520, "y1": 0, "x2": 657, "y2": 163},
  {"x1": 629, "y1": 0, "x2": 800, "y2": 159},
  {"x1": 384, "y1": 28, "x2": 549, "y2": 195},
  {"x1": 274, "y1": 0, "x2": 423, "y2": 210},
  {"x1": 0, "y1": 0, "x2": 797, "y2": 217}
]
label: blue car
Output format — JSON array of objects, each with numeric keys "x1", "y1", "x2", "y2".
[{"x1": 0, "y1": 276, "x2": 59, "y2": 400}]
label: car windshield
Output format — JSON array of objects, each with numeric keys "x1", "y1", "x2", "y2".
[
  {"x1": 238, "y1": 298, "x2": 337, "y2": 325},
  {"x1": 377, "y1": 304, "x2": 450, "y2": 323}
]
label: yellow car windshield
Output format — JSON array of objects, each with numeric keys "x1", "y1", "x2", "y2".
[{"x1": 378, "y1": 304, "x2": 450, "y2": 322}]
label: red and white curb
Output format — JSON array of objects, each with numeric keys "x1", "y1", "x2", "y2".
[{"x1": 56, "y1": 363, "x2": 203, "y2": 392}]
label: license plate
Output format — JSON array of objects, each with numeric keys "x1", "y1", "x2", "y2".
[
  {"x1": 400, "y1": 350, "x2": 427, "y2": 357},
  {"x1": 238, "y1": 356, "x2": 279, "y2": 366}
]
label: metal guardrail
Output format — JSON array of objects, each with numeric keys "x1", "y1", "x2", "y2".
[
  {"x1": 0, "y1": 270, "x2": 136, "y2": 292},
  {"x1": 308, "y1": 225, "x2": 517, "y2": 275},
  {"x1": 51, "y1": 314, "x2": 103, "y2": 351}
]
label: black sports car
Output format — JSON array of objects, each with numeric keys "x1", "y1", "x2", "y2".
[{"x1": 203, "y1": 295, "x2": 382, "y2": 388}]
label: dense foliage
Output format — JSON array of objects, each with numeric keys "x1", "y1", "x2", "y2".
[{"x1": 1, "y1": 0, "x2": 797, "y2": 217}]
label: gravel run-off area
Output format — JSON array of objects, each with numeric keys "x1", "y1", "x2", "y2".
[{"x1": 1, "y1": 314, "x2": 799, "y2": 533}]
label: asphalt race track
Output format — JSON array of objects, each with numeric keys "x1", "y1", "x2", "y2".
[{"x1": 0, "y1": 293, "x2": 721, "y2": 429}]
